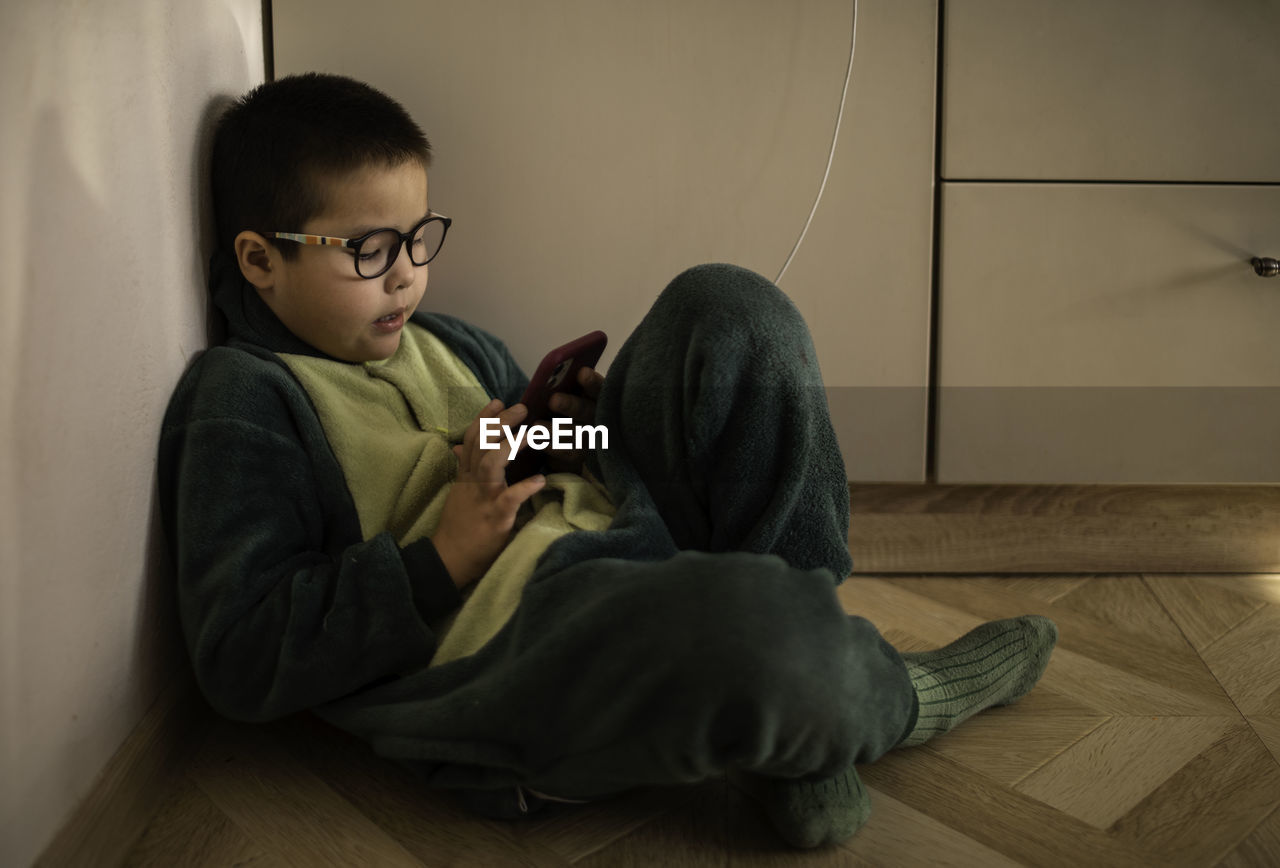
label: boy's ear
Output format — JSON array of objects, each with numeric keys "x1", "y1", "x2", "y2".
[{"x1": 233, "y1": 231, "x2": 278, "y2": 292}]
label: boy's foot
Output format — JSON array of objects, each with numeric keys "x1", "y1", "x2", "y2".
[
  {"x1": 898, "y1": 615, "x2": 1058, "y2": 748},
  {"x1": 732, "y1": 764, "x2": 871, "y2": 849}
]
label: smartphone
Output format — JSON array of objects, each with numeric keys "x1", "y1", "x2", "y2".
[
  {"x1": 519, "y1": 330, "x2": 607, "y2": 423},
  {"x1": 506, "y1": 330, "x2": 607, "y2": 482}
]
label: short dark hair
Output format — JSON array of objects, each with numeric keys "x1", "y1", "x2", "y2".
[{"x1": 210, "y1": 72, "x2": 433, "y2": 259}]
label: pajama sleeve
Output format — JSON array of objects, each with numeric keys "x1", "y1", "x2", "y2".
[{"x1": 158, "y1": 346, "x2": 460, "y2": 722}]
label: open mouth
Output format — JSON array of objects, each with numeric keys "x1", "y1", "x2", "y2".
[{"x1": 373, "y1": 309, "x2": 406, "y2": 332}]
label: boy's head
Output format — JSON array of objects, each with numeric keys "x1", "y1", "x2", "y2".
[
  {"x1": 211, "y1": 73, "x2": 440, "y2": 362},
  {"x1": 211, "y1": 72, "x2": 432, "y2": 261}
]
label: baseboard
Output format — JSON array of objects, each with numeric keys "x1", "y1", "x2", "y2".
[
  {"x1": 34, "y1": 669, "x2": 211, "y2": 868},
  {"x1": 848, "y1": 483, "x2": 1280, "y2": 573}
]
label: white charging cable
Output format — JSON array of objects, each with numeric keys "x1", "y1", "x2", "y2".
[{"x1": 774, "y1": 0, "x2": 858, "y2": 284}]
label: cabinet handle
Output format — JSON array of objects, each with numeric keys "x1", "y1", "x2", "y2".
[{"x1": 1252, "y1": 257, "x2": 1280, "y2": 277}]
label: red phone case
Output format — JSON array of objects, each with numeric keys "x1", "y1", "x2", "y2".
[
  {"x1": 519, "y1": 330, "x2": 607, "y2": 422},
  {"x1": 506, "y1": 330, "x2": 607, "y2": 483}
]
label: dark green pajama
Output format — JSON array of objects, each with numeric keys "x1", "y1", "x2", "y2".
[
  {"x1": 312, "y1": 265, "x2": 916, "y2": 800},
  {"x1": 160, "y1": 257, "x2": 915, "y2": 809}
]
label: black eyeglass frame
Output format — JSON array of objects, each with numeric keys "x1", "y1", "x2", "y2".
[{"x1": 264, "y1": 212, "x2": 452, "y2": 279}]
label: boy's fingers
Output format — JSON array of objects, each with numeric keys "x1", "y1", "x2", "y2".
[
  {"x1": 503, "y1": 473, "x2": 546, "y2": 507},
  {"x1": 473, "y1": 442, "x2": 511, "y2": 484},
  {"x1": 579, "y1": 366, "x2": 604, "y2": 398},
  {"x1": 461, "y1": 442, "x2": 478, "y2": 476},
  {"x1": 473, "y1": 397, "x2": 503, "y2": 420},
  {"x1": 497, "y1": 402, "x2": 529, "y2": 427},
  {"x1": 467, "y1": 402, "x2": 555, "y2": 480},
  {"x1": 469, "y1": 397, "x2": 504, "y2": 428},
  {"x1": 550, "y1": 392, "x2": 594, "y2": 422},
  {"x1": 459, "y1": 398, "x2": 507, "y2": 473},
  {"x1": 549, "y1": 393, "x2": 571, "y2": 415},
  {"x1": 548, "y1": 367, "x2": 603, "y2": 419},
  {"x1": 462, "y1": 398, "x2": 501, "y2": 445}
]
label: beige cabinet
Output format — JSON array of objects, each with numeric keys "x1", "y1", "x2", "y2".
[
  {"x1": 943, "y1": 0, "x2": 1280, "y2": 183},
  {"x1": 938, "y1": 183, "x2": 1280, "y2": 482},
  {"x1": 938, "y1": 1, "x2": 1280, "y2": 482}
]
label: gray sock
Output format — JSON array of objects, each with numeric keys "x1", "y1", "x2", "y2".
[
  {"x1": 898, "y1": 615, "x2": 1058, "y2": 748},
  {"x1": 734, "y1": 764, "x2": 871, "y2": 849}
]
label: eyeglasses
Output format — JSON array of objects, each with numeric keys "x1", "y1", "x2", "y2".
[{"x1": 265, "y1": 212, "x2": 451, "y2": 279}]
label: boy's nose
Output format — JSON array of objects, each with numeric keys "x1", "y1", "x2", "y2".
[{"x1": 385, "y1": 240, "x2": 417, "y2": 290}]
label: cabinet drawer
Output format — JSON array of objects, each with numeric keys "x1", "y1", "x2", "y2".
[
  {"x1": 942, "y1": 0, "x2": 1280, "y2": 182},
  {"x1": 937, "y1": 182, "x2": 1280, "y2": 483}
]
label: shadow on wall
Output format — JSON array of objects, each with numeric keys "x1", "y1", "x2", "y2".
[{"x1": 195, "y1": 94, "x2": 237, "y2": 349}]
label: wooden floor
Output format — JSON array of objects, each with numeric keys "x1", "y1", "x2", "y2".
[{"x1": 123, "y1": 572, "x2": 1280, "y2": 867}]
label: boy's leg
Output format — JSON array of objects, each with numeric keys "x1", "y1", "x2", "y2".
[
  {"x1": 320, "y1": 549, "x2": 914, "y2": 810},
  {"x1": 580, "y1": 262, "x2": 854, "y2": 581},
  {"x1": 521, "y1": 264, "x2": 906, "y2": 847},
  {"x1": 548, "y1": 264, "x2": 1056, "y2": 843}
]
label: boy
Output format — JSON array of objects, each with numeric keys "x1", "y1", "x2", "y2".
[{"x1": 159, "y1": 72, "x2": 1058, "y2": 849}]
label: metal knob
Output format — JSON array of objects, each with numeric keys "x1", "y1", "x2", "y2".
[{"x1": 1253, "y1": 257, "x2": 1280, "y2": 278}]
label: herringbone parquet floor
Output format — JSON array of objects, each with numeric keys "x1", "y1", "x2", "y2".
[{"x1": 124, "y1": 572, "x2": 1280, "y2": 867}]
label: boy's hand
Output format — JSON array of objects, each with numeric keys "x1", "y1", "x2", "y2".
[
  {"x1": 546, "y1": 366, "x2": 605, "y2": 473},
  {"x1": 432, "y1": 399, "x2": 546, "y2": 589}
]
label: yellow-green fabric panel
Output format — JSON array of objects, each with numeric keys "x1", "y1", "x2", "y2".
[{"x1": 280, "y1": 324, "x2": 489, "y2": 546}]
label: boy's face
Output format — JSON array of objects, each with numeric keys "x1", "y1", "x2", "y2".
[{"x1": 245, "y1": 160, "x2": 431, "y2": 363}]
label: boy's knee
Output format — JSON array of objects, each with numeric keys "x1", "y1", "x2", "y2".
[
  {"x1": 658, "y1": 263, "x2": 807, "y2": 336},
  {"x1": 660, "y1": 556, "x2": 870, "y2": 769},
  {"x1": 665, "y1": 554, "x2": 852, "y2": 693}
]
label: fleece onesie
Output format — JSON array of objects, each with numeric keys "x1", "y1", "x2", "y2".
[{"x1": 158, "y1": 254, "x2": 917, "y2": 804}]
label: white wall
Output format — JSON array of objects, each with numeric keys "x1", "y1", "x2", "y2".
[{"x1": 0, "y1": 2, "x2": 263, "y2": 864}]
